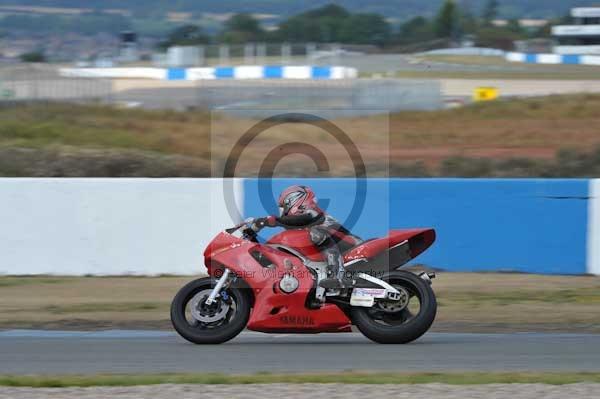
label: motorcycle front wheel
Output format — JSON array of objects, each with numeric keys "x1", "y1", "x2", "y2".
[
  {"x1": 171, "y1": 277, "x2": 250, "y2": 344},
  {"x1": 352, "y1": 270, "x2": 437, "y2": 344}
]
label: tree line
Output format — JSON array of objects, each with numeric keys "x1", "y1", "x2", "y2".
[
  {"x1": 1, "y1": 1, "x2": 565, "y2": 50},
  {"x1": 161, "y1": 4, "x2": 391, "y2": 48},
  {"x1": 162, "y1": 1, "x2": 562, "y2": 50}
]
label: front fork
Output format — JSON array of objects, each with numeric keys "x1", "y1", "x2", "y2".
[{"x1": 205, "y1": 268, "x2": 231, "y2": 305}]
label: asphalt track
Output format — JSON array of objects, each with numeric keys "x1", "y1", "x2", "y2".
[{"x1": 1, "y1": 330, "x2": 600, "y2": 374}]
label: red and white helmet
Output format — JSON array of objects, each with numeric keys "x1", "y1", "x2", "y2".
[{"x1": 278, "y1": 185, "x2": 322, "y2": 217}]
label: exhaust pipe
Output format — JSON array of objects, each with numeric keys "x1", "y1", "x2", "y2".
[{"x1": 418, "y1": 271, "x2": 436, "y2": 285}]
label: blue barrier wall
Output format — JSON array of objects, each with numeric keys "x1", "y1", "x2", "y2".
[
  {"x1": 167, "y1": 68, "x2": 187, "y2": 80},
  {"x1": 215, "y1": 67, "x2": 235, "y2": 78},
  {"x1": 264, "y1": 66, "x2": 283, "y2": 78},
  {"x1": 311, "y1": 66, "x2": 331, "y2": 79},
  {"x1": 525, "y1": 53, "x2": 538, "y2": 63},
  {"x1": 563, "y1": 54, "x2": 581, "y2": 65},
  {"x1": 243, "y1": 178, "x2": 589, "y2": 274}
]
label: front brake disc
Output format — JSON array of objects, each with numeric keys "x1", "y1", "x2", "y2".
[{"x1": 189, "y1": 289, "x2": 230, "y2": 323}]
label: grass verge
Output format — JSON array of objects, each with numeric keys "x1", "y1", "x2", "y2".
[
  {"x1": 392, "y1": 54, "x2": 600, "y2": 80},
  {"x1": 388, "y1": 70, "x2": 600, "y2": 80},
  {"x1": 3, "y1": 95, "x2": 600, "y2": 176},
  {"x1": 1, "y1": 372, "x2": 600, "y2": 387},
  {"x1": 1, "y1": 273, "x2": 600, "y2": 332}
]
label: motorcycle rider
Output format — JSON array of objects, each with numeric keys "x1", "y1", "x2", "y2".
[{"x1": 252, "y1": 185, "x2": 363, "y2": 289}]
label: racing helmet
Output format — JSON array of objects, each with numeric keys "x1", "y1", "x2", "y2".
[{"x1": 277, "y1": 185, "x2": 321, "y2": 217}]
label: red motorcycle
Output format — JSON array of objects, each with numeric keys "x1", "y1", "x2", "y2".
[{"x1": 171, "y1": 218, "x2": 437, "y2": 344}]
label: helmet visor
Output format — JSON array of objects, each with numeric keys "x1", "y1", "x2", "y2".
[{"x1": 281, "y1": 191, "x2": 305, "y2": 215}]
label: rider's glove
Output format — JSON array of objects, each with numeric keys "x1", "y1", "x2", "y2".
[
  {"x1": 253, "y1": 217, "x2": 267, "y2": 230},
  {"x1": 253, "y1": 216, "x2": 277, "y2": 231}
]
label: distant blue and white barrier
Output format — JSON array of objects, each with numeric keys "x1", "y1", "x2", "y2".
[
  {"x1": 506, "y1": 52, "x2": 600, "y2": 66},
  {"x1": 1, "y1": 178, "x2": 599, "y2": 275},
  {"x1": 59, "y1": 66, "x2": 358, "y2": 80}
]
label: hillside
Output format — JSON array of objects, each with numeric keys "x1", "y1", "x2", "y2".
[{"x1": 0, "y1": 0, "x2": 594, "y2": 20}]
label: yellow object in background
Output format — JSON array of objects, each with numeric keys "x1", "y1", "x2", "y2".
[{"x1": 473, "y1": 87, "x2": 499, "y2": 102}]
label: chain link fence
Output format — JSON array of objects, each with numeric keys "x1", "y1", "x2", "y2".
[
  {"x1": 0, "y1": 64, "x2": 112, "y2": 103},
  {"x1": 193, "y1": 79, "x2": 441, "y2": 118},
  {"x1": 0, "y1": 64, "x2": 442, "y2": 114}
]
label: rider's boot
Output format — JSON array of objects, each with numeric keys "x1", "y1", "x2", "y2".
[{"x1": 318, "y1": 252, "x2": 353, "y2": 290}]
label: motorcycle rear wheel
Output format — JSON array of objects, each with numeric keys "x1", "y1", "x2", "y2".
[
  {"x1": 351, "y1": 270, "x2": 437, "y2": 344},
  {"x1": 171, "y1": 277, "x2": 250, "y2": 344}
]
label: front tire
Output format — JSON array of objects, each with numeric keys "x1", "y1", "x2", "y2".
[
  {"x1": 171, "y1": 277, "x2": 250, "y2": 344},
  {"x1": 352, "y1": 271, "x2": 437, "y2": 344}
]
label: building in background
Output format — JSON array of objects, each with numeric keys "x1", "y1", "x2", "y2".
[
  {"x1": 118, "y1": 31, "x2": 139, "y2": 63},
  {"x1": 166, "y1": 46, "x2": 203, "y2": 67},
  {"x1": 492, "y1": 19, "x2": 548, "y2": 31},
  {"x1": 552, "y1": 7, "x2": 600, "y2": 54}
]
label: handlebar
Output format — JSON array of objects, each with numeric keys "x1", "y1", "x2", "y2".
[
  {"x1": 225, "y1": 223, "x2": 245, "y2": 234},
  {"x1": 225, "y1": 219, "x2": 259, "y2": 242}
]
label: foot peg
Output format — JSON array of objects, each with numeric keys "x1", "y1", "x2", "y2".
[
  {"x1": 319, "y1": 278, "x2": 342, "y2": 290},
  {"x1": 319, "y1": 277, "x2": 353, "y2": 290}
]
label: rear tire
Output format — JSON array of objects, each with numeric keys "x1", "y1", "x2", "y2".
[
  {"x1": 352, "y1": 271, "x2": 437, "y2": 344},
  {"x1": 171, "y1": 277, "x2": 250, "y2": 344}
]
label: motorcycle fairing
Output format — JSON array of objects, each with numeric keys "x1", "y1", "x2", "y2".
[
  {"x1": 266, "y1": 229, "x2": 323, "y2": 261},
  {"x1": 205, "y1": 231, "x2": 351, "y2": 333},
  {"x1": 344, "y1": 229, "x2": 436, "y2": 276},
  {"x1": 266, "y1": 228, "x2": 436, "y2": 266},
  {"x1": 203, "y1": 227, "x2": 434, "y2": 333}
]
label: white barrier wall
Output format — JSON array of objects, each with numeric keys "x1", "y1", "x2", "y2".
[
  {"x1": 588, "y1": 179, "x2": 600, "y2": 276},
  {"x1": 506, "y1": 52, "x2": 526, "y2": 62},
  {"x1": 60, "y1": 67, "x2": 167, "y2": 80},
  {"x1": 536, "y1": 54, "x2": 561, "y2": 64},
  {"x1": 0, "y1": 179, "x2": 242, "y2": 275}
]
